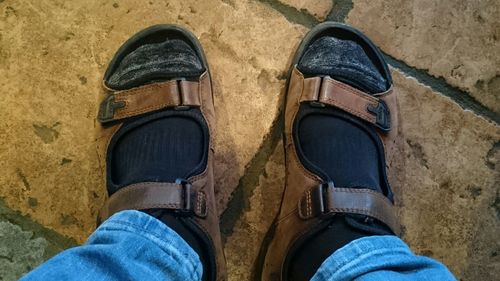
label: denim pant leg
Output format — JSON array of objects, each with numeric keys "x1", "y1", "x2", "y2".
[
  {"x1": 20, "y1": 210, "x2": 202, "y2": 281},
  {"x1": 311, "y1": 235, "x2": 456, "y2": 281}
]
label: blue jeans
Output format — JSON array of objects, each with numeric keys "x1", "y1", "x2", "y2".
[{"x1": 21, "y1": 210, "x2": 455, "y2": 281}]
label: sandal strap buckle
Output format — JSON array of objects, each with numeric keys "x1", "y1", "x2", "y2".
[{"x1": 176, "y1": 178, "x2": 193, "y2": 213}]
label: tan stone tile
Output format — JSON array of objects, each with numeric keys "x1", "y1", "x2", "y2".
[
  {"x1": 347, "y1": 0, "x2": 500, "y2": 112},
  {"x1": 224, "y1": 141, "x2": 285, "y2": 281},
  {"x1": 0, "y1": 0, "x2": 306, "y2": 242},
  {"x1": 0, "y1": 1, "x2": 106, "y2": 243},
  {"x1": 393, "y1": 69, "x2": 500, "y2": 279},
  {"x1": 278, "y1": 0, "x2": 332, "y2": 20}
]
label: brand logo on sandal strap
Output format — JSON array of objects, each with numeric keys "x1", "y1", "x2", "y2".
[
  {"x1": 97, "y1": 95, "x2": 126, "y2": 123},
  {"x1": 367, "y1": 100, "x2": 391, "y2": 132}
]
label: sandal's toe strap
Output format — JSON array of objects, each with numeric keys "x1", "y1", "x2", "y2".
[
  {"x1": 300, "y1": 73, "x2": 393, "y2": 132},
  {"x1": 98, "y1": 79, "x2": 201, "y2": 124},
  {"x1": 298, "y1": 183, "x2": 399, "y2": 235},
  {"x1": 98, "y1": 181, "x2": 207, "y2": 223}
]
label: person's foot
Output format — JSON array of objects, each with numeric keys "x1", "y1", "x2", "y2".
[
  {"x1": 95, "y1": 25, "x2": 226, "y2": 281},
  {"x1": 259, "y1": 22, "x2": 402, "y2": 281}
]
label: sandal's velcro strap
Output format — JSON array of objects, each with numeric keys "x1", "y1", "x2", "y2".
[
  {"x1": 98, "y1": 182, "x2": 207, "y2": 222},
  {"x1": 300, "y1": 74, "x2": 392, "y2": 132},
  {"x1": 98, "y1": 80, "x2": 201, "y2": 123},
  {"x1": 298, "y1": 184, "x2": 399, "y2": 234}
]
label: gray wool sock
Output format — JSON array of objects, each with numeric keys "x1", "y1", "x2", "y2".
[
  {"x1": 298, "y1": 36, "x2": 387, "y2": 93},
  {"x1": 108, "y1": 39, "x2": 205, "y2": 88}
]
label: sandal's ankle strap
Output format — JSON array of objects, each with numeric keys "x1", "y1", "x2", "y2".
[
  {"x1": 98, "y1": 180, "x2": 207, "y2": 224},
  {"x1": 298, "y1": 182, "x2": 400, "y2": 235}
]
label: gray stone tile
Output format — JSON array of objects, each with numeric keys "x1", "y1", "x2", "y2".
[
  {"x1": 0, "y1": 198, "x2": 76, "y2": 280},
  {"x1": 347, "y1": 0, "x2": 500, "y2": 112},
  {"x1": 0, "y1": 222, "x2": 47, "y2": 281}
]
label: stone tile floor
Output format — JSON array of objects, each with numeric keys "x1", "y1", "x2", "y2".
[{"x1": 0, "y1": 0, "x2": 498, "y2": 280}]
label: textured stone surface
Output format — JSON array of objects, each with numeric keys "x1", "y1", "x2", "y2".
[
  {"x1": 394, "y1": 69, "x2": 500, "y2": 279},
  {"x1": 224, "y1": 142, "x2": 285, "y2": 281},
  {"x1": 1, "y1": 0, "x2": 499, "y2": 280},
  {"x1": 347, "y1": 0, "x2": 500, "y2": 112},
  {"x1": 0, "y1": 0, "x2": 106, "y2": 244},
  {"x1": 0, "y1": 0, "x2": 305, "y2": 243},
  {"x1": 278, "y1": 0, "x2": 332, "y2": 20},
  {"x1": 0, "y1": 221, "x2": 47, "y2": 281},
  {"x1": 0, "y1": 198, "x2": 76, "y2": 280}
]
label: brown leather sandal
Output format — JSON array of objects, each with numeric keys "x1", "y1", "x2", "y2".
[
  {"x1": 95, "y1": 25, "x2": 226, "y2": 281},
  {"x1": 258, "y1": 22, "x2": 403, "y2": 281}
]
